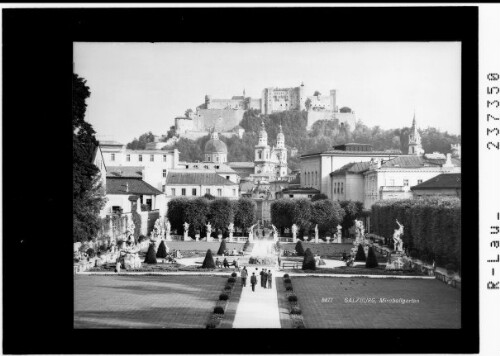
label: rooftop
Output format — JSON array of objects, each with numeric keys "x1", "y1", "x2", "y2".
[
  {"x1": 411, "y1": 173, "x2": 461, "y2": 190},
  {"x1": 330, "y1": 161, "x2": 371, "y2": 176},
  {"x1": 106, "y1": 166, "x2": 143, "y2": 178},
  {"x1": 228, "y1": 162, "x2": 255, "y2": 168},
  {"x1": 166, "y1": 172, "x2": 238, "y2": 186},
  {"x1": 301, "y1": 148, "x2": 402, "y2": 158},
  {"x1": 379, "y1": 155, "x2": 461, "y2": 169},
  {"x1": 280, "y1": 187, "x2": 320, "y2": 194},
  {"x1": 107, "y1": 177, "x2": 162, "y2": 196}
]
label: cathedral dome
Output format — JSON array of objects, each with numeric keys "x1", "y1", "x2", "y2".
[{"x1": 204, "y1": 132, "x2": 227, "y2": 154}]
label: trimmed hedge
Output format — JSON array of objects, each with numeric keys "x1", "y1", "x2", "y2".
[
  {"x1": 231, "y1": 272, "x2": 237, "y2": 277},
  {"x1": 283, "y1": 273, "x2": 290, "y2": 279},
  {"x1": 302, "y1": 248, "x2": 316, "y2": 270},
  {"x1": 217, "y1": 240, "x2": 227, "y2": 256},
  {"x1": 219, "y1": 293, "x2": 229, "y2": 301},
  {"x1": 295, "y1": 240, "x2": 305, "y2": 256},
  {"x1": 201, "y1": 249, "x2": 215, "y2": 269},
  {"x1": 371, "y1": 197, "x2": 461, "y2": 269},
  {"x1": 355, "y1": 244, "x2": 366, "y2": 262},
  {"x1": 365, "y1": 246, "x2": 378, "y2": 268},
  {"x1": 144, "y1": 244, "x2": 157, "y2": 264},
  {"x1": 288, "y1": 295, "x2": 298, "y2": 302},
  {"x1": 156, "y1": 240, "x2": 168, "y2": 258},
  {"x1": 213, "y1": 306, "x2": 225, "y2": 314}
]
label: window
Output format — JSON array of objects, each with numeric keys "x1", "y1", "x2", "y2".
[
  {"x1": 150, "y1": 155, "x2": 154, "y2": 162},
  {"x1": 208, "y1": 156, "x2": 211, "y2": 161},
  {"x1": 258, "y1": 151, "x2": 262, "y2": 159},
  {"x1": 308, "y1": 195, "x2": 313, "y2": 198},
  {"x1": 171, "y1": 188, "x2": 176, "y2": 196},
  {"x1": 216, "y1": 156, "x2": 219, "y2": 162},
  {"x1": 417, "y1": 179, "x2": 423, "y2": 185},
  {"x1": 217, "y1": 188, "x2": 222, "y2": 196},
  {"x1": 334, "y1": 182, "x2": 337, "y2": 194},
  {"x1": 403, "y1": 179, "x2": 409, "y2": 186},
  {"x1": 233, "y1": 189, "x2": 236, "y2": 196},
  {"x1": 181, "y1": 188, "x2": 186, "y2": 196},
  {"x1": 163, "y1": 154, "x2": 167, "y2": 162},
  {"x1": 162, "y1": 185, "x2": 165, "y2": 192},
  {"x1": 206, "y1": 188, "x2": 211, "y2": 195},
  {"x1": 289, "y1": 195, "x2": 294, "y2": 198},
  {"x1": 111, "y1": 153, "x2": 115, "y2": 161},
  {"x1": 341, "y1": 183, "x2": 344, "y2": 194},
  {"x1": 162, "y1": 169, "x2": 167, "y2": 178},
  {"x1": 192, "y1": 188, "x2": 197, "y2": 196},
  {"x1": 126, "y1": 154, "x2": 130, "y2": 162},
  {"x1": 204, "y1": 165, "x2": 209, "y2": 169},
  {"x1": 226, "y1": 176, "x2": 230, "y2": 180},
  {"x1": 389, "y1": 179, "x2": 395, "y2": 186},
  {"x1": 139, "y1": 155, "x2": 143, "y2": 162}
]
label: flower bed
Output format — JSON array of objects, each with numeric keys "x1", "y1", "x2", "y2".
[
  {"x1": 290, "y1": 265, "x2": 426, "y2": 276},
  {"x1": 206, "y1": 274, "x2": 238, "y2": 328},
  {"x1": 282, "y1": 277, "x2": 305, "y2": 329}
]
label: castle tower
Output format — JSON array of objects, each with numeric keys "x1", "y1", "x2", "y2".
[
  {"x1": 330, "y1": 89, "x2": 337, "y2": 112},
  {"x1": 276, "y1": 123, "x2": 285, "y2": 149},
  {"x1": 299, "y1": 82, "x2": 306, "y2": 111},
  {"x1": 408, "y1": 114, "x2": 424, "y2": 156}
]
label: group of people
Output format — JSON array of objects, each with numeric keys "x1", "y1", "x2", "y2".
[
  {"x1": 223, "y1": 248, "x2": 244, "y2": 256},
  {"x1": 215, "y1": 257, "x2": 240, "y2": 270},
  {"x1": 239, "y1": 267, "x2": 273, "y2": 292}
]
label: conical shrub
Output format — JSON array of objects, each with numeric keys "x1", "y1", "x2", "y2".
[
  {"x1": 144, "y1": 243, "x2": 157, "y2": 264},
  {"x1": 302, "y1": 248, "x2": 316, "y2": 270},
  {"x1": 156, "y1": 240, "x2": 168, "y2": 258},
  {"x1": 295, "y1": 240, "x2": 305, "y2": 257},
  {"x1": 355, "y1": 244, "x2": 366, "y2": 262},
  {"x1": 202, "y1": 249, "x2": 216, "y2": 269},
  {"x1": 365, "y1": 246, "x2": 378, "y2": 268},
  {"x1": 217, "y1": 239, "x2": 227, "y2": 255}
]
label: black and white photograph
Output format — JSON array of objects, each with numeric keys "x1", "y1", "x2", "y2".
[{"x1": 2, "y1": 4, "x2": 491, "y2": 355}]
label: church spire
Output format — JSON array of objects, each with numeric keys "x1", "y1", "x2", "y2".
[{"x1": 408, "y1": 113, "x2": 424, "y2": 156}]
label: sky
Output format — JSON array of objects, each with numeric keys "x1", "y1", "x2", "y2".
[{"x1": 74, "y1": 42, "x2": 461, "y2": 144}]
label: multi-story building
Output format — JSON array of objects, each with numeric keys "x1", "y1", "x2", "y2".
[
  {"x1": 411, "y1": 173, "x2": 461, "y2": 199},
  {"x1": 300, "y1": 143, "x2": 401, "y2": 199}
]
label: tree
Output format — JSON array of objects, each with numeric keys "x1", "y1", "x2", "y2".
[
  {"x1": 165, "y1": 125, "x2": 177, "y2": 140},
  {"x1": 313, "y1": 91, "x2": 321, "y2": 96},
  {"x1": 339, "y1": 107, "x2": 352, "y2": 113},
  {"x1": 208, "y1": 198, "x2": 234, "y2": 235},
  {"x1": 292, "y1": 199, "x2": 313, "y2": 236},
  {"x1": 204, "y1": 193, "x2": 216, "y2": 200},
  {"x1": 295, "y1": 240, "x2": 305, "y2": 256},
  {"x1": 185, "y1": 108, "x2": 193, "y2": 117},
  {"x1": 217, "y1": 239, "x2": 227, "y2": 255},
  {"x1": 73, "y1": 73, "x2": 107, "y2": 243},
  {"x1": 311, "y1": 199, "x2": 345, "y2": 237},
  {"x1": 126, "y1": 131, "x2": 155, "y2": 150},
  {"x1": 271, "y1": 199, "x2": 295, "y2": 234},
  {"x1": 144, "y1": 244, "x2": 157, "y2": 264},
  {"x1": 156, "y1": 240, "x2": 168, "y2": 258},
  {"x1": 302, "y1": 248, "x2": 316, "y2": 270},
  {"x1": 339, "y1": 200, "x2": 363, "y2": 237},
  {"x1": 355, "y1": 244, "x2": 366, "y2": 262},
  {"x1": 167, "y1": 198, "x2": 189, "y2": 234},
  {"x1": 185, "y1": 197, "x2": 210, "y2": 235},
  {"x1": 202, "y1": 249, "x2": 216, "y2": 269},
  {"x1": 311, "y1": 193, "x2": 328, "y2": 202},
  {"x1": 234, "y1": 198, "x2": 256, "y2": 232},
  {"x1": 365, "y1": 246, "x2": 378, "y2": 268}
]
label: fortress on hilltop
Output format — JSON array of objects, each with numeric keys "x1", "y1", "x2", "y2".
[{"x1": 174, "y1": 83, "x2": 357, "y2": 139}]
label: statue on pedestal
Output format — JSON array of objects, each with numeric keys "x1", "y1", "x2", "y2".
[
  {"x1": 206, "y1": 221, "x2": 212, "y2": 241},
  {"x1": 165, "y1": 220, "x2": 172, "y2": 241},
  {"x1": 183, "y1": 222, "x2": 190, "y2": 240},
  {"x1": 393, "y1": 219, "x2": 404, "y2": 253},
  {"x1": 315, "y1": 224, "x2": 319, "y2": 243},
  {"x1": 228, "y1": 222, "x2": 235, "y2": 241},
  {"x1": 292, "y1": 224, "x2": 298, "y2": 242},
  {"x1": 248, "y1": 223, "x2": 256, "y2": 242},
  {"x1": 271, "y1": 224, "x2": 279, "y2": 241},
  {"x1": 354, "y1": 219, "x2": 364, "y2": 244}
]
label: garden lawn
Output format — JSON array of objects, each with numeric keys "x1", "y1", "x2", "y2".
[
  {"x1": 74, "y1": 275, "x2": 227, "y2": 328},
  {"x1": 288, "y1": 277, "x2": 460, "y2": 328},
  {"x1": 282, "y1": 243, "x2": 354, "y2": 258},
  {"x1": 164, "y1": 241, "x2": 252, "y2": 255}
]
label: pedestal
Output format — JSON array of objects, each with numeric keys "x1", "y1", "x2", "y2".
[
  {"x1": 249, "y1": 234, "x2": 254, "y2": 243},
  {"x1": 292, "y1": 234, "x2": 297, "y2": 243},
  {"x1": 165, "y1": 233, "x2": 172, "y2": 241},
  {"x1": 326, "y1": 236, "x2": 331, "y2": 244},
  {"x1": 183, "y1": 233, "x2": 189, "y2": 241},
  {"x1": 304, "y1": 236, "x2": 308, "y2": 242},
  {"x1": 315, "y1": 236, "x2": 319, "y2": 244},
  {"x1": 195, "y1": 234, "x2": 200, "y2": 242},
  {"x1": 218, "y1": 235, "x2": 222, "y2": 242},
  {"x1": 229, "y1": 233, "x2": 234, "y2": 242}
]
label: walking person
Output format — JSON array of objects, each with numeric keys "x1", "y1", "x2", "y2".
[
  {"x1": 250, "y1": 272, "x2": 257, "y2": 292},
  {"x1": 241, "y1": 267, "x2": 248, "y2": 287},
  {"x1": 267, "y1": 269, "x2": 273, "y2": 289},
  {"x1": 259, "y1": 268, "x2": 265, "y2": 288},
  {"x1": 262, "y1": 269, "x2": 268, "y2": 289}
]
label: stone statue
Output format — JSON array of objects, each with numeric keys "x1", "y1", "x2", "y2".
[
  {"x1": 228, "y1": 222, "x2": 234, "y2": 233},
  {"x1": 354, "y1": 219, "x2": 364, "y2": 244},
  {"x1": 184, "y1": 222, "x2": 190, "y2": 232},
  {"x1": 393, "y1": 219, "x2": 404, "y2": 253},
  {"x1": 271, "y1": 224, "x2": 279, "y2": 241},
  {"x1": 248, "y1": 223, "x2": 256, "y2": 241},
  {"x1": 166, "y1": 220, "x2": 171, "y2": 234},
  {"x1": 206, "y1": 222, "x2": 212, "y2": 235},
  {"x1": 127, "y1": 220, "x2": 135, "y2": 238},
  {"x1": 291, "y1": 224, "x2": 298, "y2": 242}
]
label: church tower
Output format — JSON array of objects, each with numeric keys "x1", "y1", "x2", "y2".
[
  {"x1": 274, "y1": 123, "x2": 288, "y2": 178},
  {"x1": 254, "y1": 121, "x2": 271, "y2": 175},
  {"x1": 408, "y1": 114, "x2": 424, "y2": 156}
]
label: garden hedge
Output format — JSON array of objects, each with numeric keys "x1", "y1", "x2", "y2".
[{"x1": 371, "y1": 197, "x2": 460, "y2": 269}]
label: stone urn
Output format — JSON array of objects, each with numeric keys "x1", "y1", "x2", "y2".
[
  {"x1": 218, "y1": 235, "x2": 222, "y2": 242},
  {"x1": 195, "y1": 234, "x2": 200, "y2": 242},
  {"x1": 326, "y1": 236, "x2": 331, "y2": 244}
]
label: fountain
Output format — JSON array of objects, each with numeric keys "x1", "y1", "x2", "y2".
[{"x1": 248, "y1": 223, "x2": 278, "y2": 266}]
